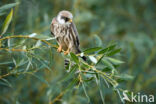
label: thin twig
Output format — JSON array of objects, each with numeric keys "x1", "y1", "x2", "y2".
[
  {"x1": 0, "y1": 35, "x2": 58, "y2": 48},
  {"x1": 49, "y1": 92, "x2": 64, "y2": 104},
  {"x1": 0, "y1": 48, "x2": 27, "y2": 52},
  {"x1": 0, "y1": 72, "x2": 11, "y2": 79}
]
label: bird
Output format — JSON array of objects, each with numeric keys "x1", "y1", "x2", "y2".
[{"x1": 50, "y1": 10, "x2": 86, "y2": 65}]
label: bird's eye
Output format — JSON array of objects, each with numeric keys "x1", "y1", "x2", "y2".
[
  {"x1": 65, "y1": 18, "x2": 69, "y2": 22},
  {"x1": 61, "y1": 16, "x2": 69, "y2": 22}
]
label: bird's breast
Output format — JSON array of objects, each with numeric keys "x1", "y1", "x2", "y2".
[
  {"x1": 54, "y1": 24, "x2": 70, "y2": 50},
  {"x1": 53, "y1": 24, "x2": 69, "y2": 37}
]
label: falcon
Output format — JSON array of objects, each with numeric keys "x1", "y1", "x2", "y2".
[{"x1": 50, "y1": 10, "x2": 86, "y2": 61}]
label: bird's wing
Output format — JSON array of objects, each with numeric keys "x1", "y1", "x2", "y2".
[
  {"x1": 70, "y1": 22, "x2": 80, "y2": 47},
  {"x1": 50, "y1": 17, "x2": 57, "y2": 36}
]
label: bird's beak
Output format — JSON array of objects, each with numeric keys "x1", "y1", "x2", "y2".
[{"x1": 69, "y1": 19, "x2": 72, "y2": 23}]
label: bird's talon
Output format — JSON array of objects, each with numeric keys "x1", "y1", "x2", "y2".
[
  {"x1": 64, "y1": 51, "x2": 69, "y2": 55},
  {"x1": 57, "y1": 46, "x2": 62, "y2": 52}
]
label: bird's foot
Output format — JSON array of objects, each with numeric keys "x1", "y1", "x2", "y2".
[
  {"x1": 57, "y1": 45, "x2": 62, "y2": 52},
  {"x1": 64, "y1": 50, "x2": 69, "y2": 55}
]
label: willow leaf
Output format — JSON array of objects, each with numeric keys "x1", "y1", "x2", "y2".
[
  {"x1": 84, "y1": 47, "x2": 102, "y2": 54},
  {"x1": 1, "y1": 9, "x2": 13, "y2": 35},
  {"x1": 70, "y1": 52, "x2": 79, "y2": 64}
]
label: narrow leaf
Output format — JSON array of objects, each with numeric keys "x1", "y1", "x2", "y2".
[
  {"x1": 82, "y1": 82, "x2": 90, "y2": 102},
  {"x1": 115, "y1": 74, "x2": 134, "y2": 81},
  {"x1": 84, "y1": 47, "x2": 102, "y2": 54},
  {"x1": 98, "y1": 44, "x2": 116, "y2": 54},
  {"x1": 1, "y1": 9, "x2": 13, "y2": 35},
  {"x1": 96, "y1": 54, "x2": 105, "y2": 65},
  {"x1": 106, "y1": 57, "x2": 124, "y2": 65},
  {"x1": 102, "y1": 58, "x2": 115, "y2": 70},
  {"x1": 0, "y1": 78, "x2": 13, "y2": 88},
  {"x1": 31, "y1": 73, "x2": 49, "y2": 86},
  {"x1": 0, "y1": 2, "x2": 19, "y2": 12},
  {"x1": 0, "y1": 12, "x2": 6, "y2": 16},
  {"x1": 59, "y1": 65, "x2": 77, "y2": 83},
  {"x1": 89, "y1": 56, "x2": 97, "y2": 64},
  {"x1": 29, "y1": 33, "x2": 37, "y2": 37},
  {"x1": 107, "y1": 48, "x2": 121, "y2": 56},
  {"x1": 83, "y1": 77, "x2": 94, "y2": 82},
  {"x1": 93, "y1": 35, "x2": 102, "y2": 46},
  {"x1": 35, "y1": 40, "x2": 42, "y2": 47},
  {"x1": 64, "y1": 78, "x2": 78, "y2": 91},
  {"x1": 95, "y1": 75, "x2": 105, "y2": 104},
  {"x1": 70, "y1": 52, "x2": 79, "y2": 64}
]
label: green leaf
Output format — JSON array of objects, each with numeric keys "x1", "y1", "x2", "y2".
[
  {"x1": 31, "y1": 73, "x2": 49, "y2": 86},
  {"x1": 82, "y1": 81, "x2": 90, "y2": 102},
  {"x1": 0, "y1": 12, "x2": 6, "y2": 16},
  {"x1": 96, "y1": 54, "x2": 105, "y2": 65},
  {"x1": 107, "y1": 48, "x2": 121, "y2": 56},
  {"x1": 59, "y1": 65, "x2": 77, "y2": 83},
  {"x1": 94, "y1": 75, "x2": 105, "y2": 104},
  {"x1": 98, "y1": 44, "x2": 116, "y2": 54},
  {"x1": 30, "y1": 53, "x2": 52, "y2": 71},
  {"x1": 106, "y1": 57, "x2": 124, "y2": 65},
  {"x1": 102, "y1": 58, "x2": 115, "y2": 70},
  {"x1": 0, "y1": 78, "x2": 13, "y2": 88},
  {"x1": 82, "y1": 63, "x2": 90, "y2": 69},
  {"x1": 115, "y1": 74, "x2": 134, "y2": 81},
  {"x1": 89, "y1": 56, "x2": 97, "y2": 64},
  {"x1": 83, "y1": 77, "x2": 94, "y2": 82},
  {"x1": 1, "y1": 9, "x2": 13, "y2": 35},
  {"x1": 92, "y1": 35, "x2": 102, "y2": 46},
  {"x1": 84, "y1": 47, "x2": 102, "y2": 54},
  {"x1": 64, "y1": 78, "x2": 78, "y2": 91},
  {"x1": 0, "y1": 2, "x2": 19, "y2": 12},
  {"x1": 0, "y1": 61, "x2": 12, "y2": 65},
  {"x1": 70, "y1": 52, "x2": 79, "y2": 64}
]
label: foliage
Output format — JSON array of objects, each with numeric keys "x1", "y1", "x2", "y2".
[{"x1": 0, "y1": 0, "x2": 156, "y2": 104}]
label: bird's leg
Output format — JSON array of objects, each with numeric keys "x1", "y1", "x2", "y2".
[
  {"x1": 64, "y1": 48, "x2": 70, "y2": 55},
  {"x1": 64, "y1": 43, "x2": 72, "y2": 55},
  {"x1": 57, "y1": 45, "x2": 62, "y2": 52}
]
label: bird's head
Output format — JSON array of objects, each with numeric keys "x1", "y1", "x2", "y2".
[{"x1": 57, "y1": 10, "x2": 73, "y2": 25}]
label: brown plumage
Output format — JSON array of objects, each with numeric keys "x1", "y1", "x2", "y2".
[
  {"x1": 50, "y1": 10, "x2": 86, "y2": 67},
  {"x1": 51, "y1": 10, "x2": 82, "y2": 55}
]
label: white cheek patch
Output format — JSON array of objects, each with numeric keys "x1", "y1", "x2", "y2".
[{"x1": 57, "y1": 16, "x2": 65, "y2": 24}]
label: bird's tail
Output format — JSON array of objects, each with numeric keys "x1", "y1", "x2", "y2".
[
  {"x1": 64, "y1": 59, "x2": 70, "y2": 69},
  {"x1": 81, "y1": 56, "x2": 87, "y2": 61}
]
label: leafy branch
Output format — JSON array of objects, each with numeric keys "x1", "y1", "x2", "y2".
[
  {"x1": 0, "y1": 5, "x2": 133, "y2": 104},
  {"x1": 48, "y1": 45, "x2": 130, "y2": 104},
  {"x1": 0, "y1": 34, "x2": 130, "y2": 104}
]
